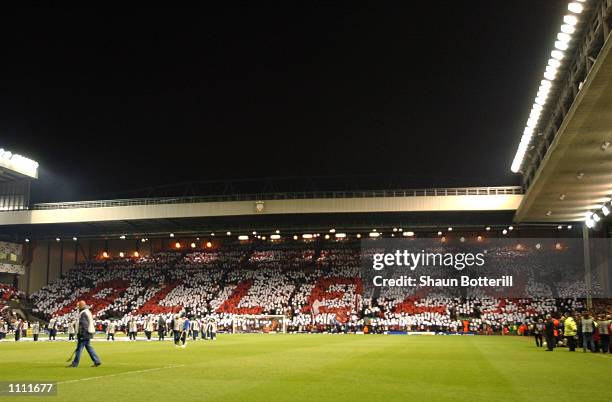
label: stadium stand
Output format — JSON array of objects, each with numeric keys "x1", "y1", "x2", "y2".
[{"x1": 27, "y1": 241, "x2": 605, "y2": 335}]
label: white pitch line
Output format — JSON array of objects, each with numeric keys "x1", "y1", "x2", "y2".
[{"x1": 57, "y1": 364, "x2": 185, "y2": 385}]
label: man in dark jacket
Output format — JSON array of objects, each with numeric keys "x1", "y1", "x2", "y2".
[
  {"x1": 68, "y1": 301, "x2": 101, "y2": 368},
  {"x1": 544, "y1": 315, "x2": 555, "y2": 351}
]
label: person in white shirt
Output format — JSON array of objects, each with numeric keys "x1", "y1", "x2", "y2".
[
  {"x1": 144, "y1": 316, "x2": 154, "y2": 341},
  {"x1": 106, "y1": 320, "x2": 116, "y2": 341}
]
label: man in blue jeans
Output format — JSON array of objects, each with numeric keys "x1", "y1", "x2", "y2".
[
  {"x1": 68, "y1": 301, "x2": 101, "y2": 368},
  {"x1": 581, "y1": 312, "x2": 596, "y2": 352}
]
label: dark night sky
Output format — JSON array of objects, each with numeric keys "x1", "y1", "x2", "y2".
[{"x1": 0, "y1": 2, "x2": 568, "y2": 202}]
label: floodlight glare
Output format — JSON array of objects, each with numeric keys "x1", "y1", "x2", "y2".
[{"x1": 568, "y1": 2, "x2": 583, "y2": 14}]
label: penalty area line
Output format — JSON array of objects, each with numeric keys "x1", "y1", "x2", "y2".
[{"x1": 57, "y1": 364, "x2": 185, "y2": 385}]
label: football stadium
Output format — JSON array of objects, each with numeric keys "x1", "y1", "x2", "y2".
[{"x1": 1, "y1": 2, "x2": 612, "y2": 401}]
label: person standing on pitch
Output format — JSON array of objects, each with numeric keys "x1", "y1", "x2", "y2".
[
  {"x1": 68, "y1": 319, "x2": 76, "y2": 341},
  {"x1": 157, "y1": 316, "x2": 166, "y2": 341},
  {"x1": 47, "y1": 316, "x2": 57, "y2": 341},
  {"x1": 128, "y1": 317, "x2": 138, "y2": 340},
  {"x1": 68, "y1": 301, "x2": 101, "y2": 368},
  {"x1": 181, "y1": 316, "x2": 190, "y2": 348},
  {"x1": 581, "y1": 312, "x2": 596, "y2": 352},
  {"x1": 106, "y1": 320, "x2": 116, "y2": 341},
  {"x1": 544, "y1": 315, "x2": 555, "y2": 351},
  {"x1": 563, "y1": 313, "x2": 578, "y2": 352},
  {"x1": 144, "y1": 315, "x2": 153, "y2": 341},
  {"x1": 190, "y1": 316, "x2": 199, "y2": 340},
  {"x1": 533, "y1": 319, "x2": 544, "y2": 348},
  {"x1": 172, "y1": 314, "x2": 181, "y2": 346},
  {"x1": 32, "y1": 321, "x2": 40, "y2": 342}
]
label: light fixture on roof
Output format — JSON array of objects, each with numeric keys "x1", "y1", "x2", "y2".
[
  {"x1": 437, "y1": 231, "x2": 443, "y2": 236},
  {"x1": 102, "y1": 251, "x2": 109, "y2": 258},
  {"x1": 302, "y1": 234, "x2": 313, "y2": 239},
  {"x1": 447, "y1": 227, "x2": 453, "y2": 231},
  {"x1": 324, "y1": 234, "x2": 330, "y2": 240},
  {"x1": 120, "y1": 235, "x2": 126, "y2": 240},
  {"x1": 329, "y1": 228, "x2": 336, "y2": 233},
  {"x1": 133, "y1": 251, "x2": 139, "y2": 258},
  {"x1": 567, "y1": 225, "x2": 572, "y2": 229},
  {"x1": 293, "y1": 235, "x2": 298, "y2": 240},
  {"x1": 56, "y1": 237, "x2": 60, "y2": 242},
  {"x1": 508, "y1": 226, "x2": 514, "y2": 231},
  {"x1": 252, "y1": 231, "x2": 257, "y2": 235},
  {"x1": 502, "y1": 229, "x2": 508, "y2": 235},
  {"x1": 190, "y1": 242, "x2": 196, "y2": 248},
  {"x1": 226, "y1": 231, "x2": 231, "y2": 236},
  {"x1": 210, "y1": 232, "x2": 215, "y2": 236},
  {"x1": 546, "y1": 210, "x2": 552, "y2": 216},
  {"x1": 557, "y1": 32, "x2": 571, "y2": 44},
  {"x1": 271, "y1": 234, "x2": 281, "y2": 240},
  {"x1": 141, "y1": 238, "x2": 146, "y2": 243},
  {"x1": 25, "y1": 238, "x2": 30, "y2": 243},
  {"x1": 557, "y1": 225, "x2": 563, "y2": 230},
  {"x1": 560, "y1": 24, "x2": 576, "y2": 34},
  {"x1": 356, "y1": 234, "x2": 362, "y2": 239},
  {"x1": 585, "y1": 218, "x2": 595, "y2": 228},
  {"x1": 119, "y1": 252, "x2": 125, "y2": 258},
  {"x1": 554, "y1": 41, "x2": 569, "y2": 51},
  {"x1": 369, "y1": 232, "x2": 380, "y2": 238},
  {"x1": 335, "y1": 233, "x2": 346, "y2": 239},
  {"x1": 403, "y1": 231, "x2": 415, "y2": 237},
  {"x1": 485, "y1": 226, "x2": 491, "y2": 231},
  {"x1": 275, "y1": 230, "x2": 280, "y2": 234},
  {"x1": 238, "y1": 235, "x2": 249, "y2": 241},
  {"x1": 392, "y1": 228, "x2": 398, "y2": 232},
  {"x1": 206, "y1": 241, "x2": 212, "y2": 248},
  {"x1": 169, "y1": 233, "x2": 174, "y2": 238},
  {"x1": 592, "y1": 213, "x2": 601, "y2": 222},
  {"x1": 601, "y1": 141, "x2": 610, "y2": 151},
  {"x1": 175, "y1": 242, "x2": 181, "y2": 249},
  {"x1": 548, "y1": 59, "x2": 561, "y2": 68},
  {"x1": 563, "y1": 15, "x2": 578, "y2": 26},
  {"x1": 72, "y1": 237, "x2": 78, "y2": 241},
  {"x1": 568, "y1": 2, "x2": 583, "y2": 14},
  {"x1": 559, "y1": 194, "x2": 566, "y2": 201},
  {"x1": 601, "y1": 205, "x2": 610, "y2": 216},
  {"x1": 551, "y1": 49, "x2": 565, "y2": 60}
]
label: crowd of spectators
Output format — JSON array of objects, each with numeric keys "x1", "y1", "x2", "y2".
[{"x1": 20, "y1": 242, "x2": 611, "y2": 338}]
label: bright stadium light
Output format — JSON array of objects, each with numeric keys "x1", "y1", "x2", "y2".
[
  {"x1": 0, "y1": 148, "x2": 39, "y2": 179},
  {"x1": 557, "y1": 32, "x2": 571, "y2": 44},
  {"x1": 554, "y1": 40, "x2": 569, "y2": 51},
  {"x1": 402, "y1": 231, "x2": 415, "y2": 237},
  {"x1": 335, "y1": 233, "x2": 346, "y2": 238},
  {"x1": 585, "y1": 218, "x2": 595, "y2": 228},
  {"x1": 568, "y1": 2, "x2": 583, "y2": 14},
  {"x1": 271, "y1": 234, "x2": 281, "y2": 240},
  {"x1": 551, "y1": 49, "x2": 565, "y2": 60},
  {"x1": 548, "y1": 58, "x2": 561, "y2": 68},
  {"x1": 119, "y1": 252, "x2": 125, "y2": 258},
  {"x1": 563, "y1": 15, "x2": 578, "y2": 26},
  {"x1": 72, "y1": 237, "x2": 78, "y2": 241},
  {"x1": 369, "y1": 232, "x2": 380, "y2": 238},
  {"x1": 602, "y1": 205, "x2": 610, "y2": 216},
  {"x1": 560, "y1": 24, "x2": 576, "y2": 34},
  {"x1": 302, "y1": 234, "x2": 313, "y2": 239},
  {"x1": 592, "y1": 213, "x2": 601, "y2": 222},
  {"x1": 544, "y1": 70, "x2": 557, "y2": 80},
  {"x1": 238, "y1": 235, "x2": 249, "y2": 241}
]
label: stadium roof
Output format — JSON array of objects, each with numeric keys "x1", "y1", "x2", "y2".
[
  {"x1": 514, "y1": 1, "x2": 612, "y2": 223},
  {"x1": 0, "y1": 186, "x2": 524, "y2": 240}
]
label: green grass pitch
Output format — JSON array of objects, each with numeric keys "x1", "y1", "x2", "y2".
[{"x1": 1, "y1": 334, "x2": 610, "y2": 401}]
